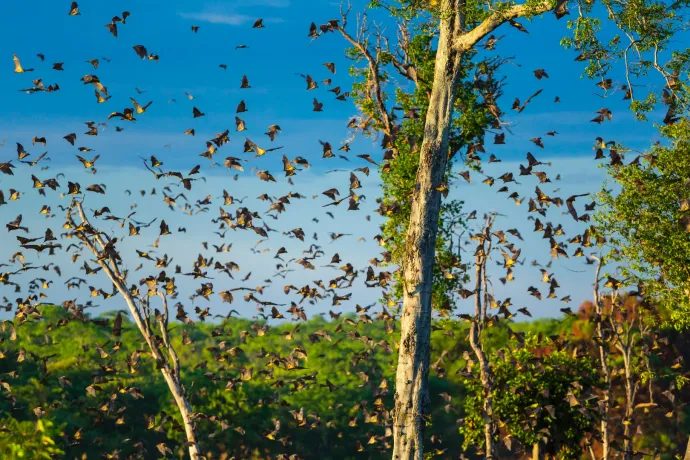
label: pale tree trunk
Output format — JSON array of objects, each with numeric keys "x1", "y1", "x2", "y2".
[
  {"x1": 684, "y1": 436, "x2": 690, "y2": 460},
  {"x1": 615, "y1": 310, "x2": 639, "y2": 460},
  {"x1": 162, "y1": 369, "x2": 200, "y2": 456},
  {"x1": 532, "y1": 442, "x2": 544, "y2": 460},
  {"x1": 392, "y1": 2, "x2": 465, "y2": 458},
  {"x1": 597, "y1": 323, "x2": 611, "y2": 460},
  {"x1": 598, "y1": 331, "x2": 611, "y2": 459},
  {"x1": 480, "y1": 231, "x2": 494, "y2": 457},
  {"x1": 391, "y1": 0, "x2": 564, "y2": 458},
  {"x1": 469, "y1": 317, "x2": 494, "y2": 458}
]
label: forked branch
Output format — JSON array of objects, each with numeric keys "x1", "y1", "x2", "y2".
[
  {"x1": 337, "y1": 3, "x2": 395, "y2": 139},
  {"x1": 455, "y1": 0, "x2": 568, "y2": 51}
]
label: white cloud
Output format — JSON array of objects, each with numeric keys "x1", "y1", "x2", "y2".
[
  {"x1": 178, "y1": 0, "x2": 289, "y2": 27},
  {"x1": 180, "y1": 12, "x2": 254, "y2": 26}
]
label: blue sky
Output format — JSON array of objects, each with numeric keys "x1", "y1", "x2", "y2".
[{"x1": 0, "y1": 0, "x2": 680, "y2": 321}]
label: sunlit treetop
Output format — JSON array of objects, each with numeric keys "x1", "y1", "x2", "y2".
[{"x1": 597, "y1": 118, "x2": 690, "y2": 329}]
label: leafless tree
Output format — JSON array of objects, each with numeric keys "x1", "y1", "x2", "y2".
[{"x1": 68, "y1": 199, "x2": 200, "y2": 458}]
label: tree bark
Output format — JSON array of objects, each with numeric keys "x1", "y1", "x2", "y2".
[
  {"x1": 469, "y1": 320, "x2": 494, "y2": 458},
  {"x1": 392, "y1": 1, "x2": 465, "y2": 458},
  {"x1": 390, "y1": 0, "x2": 564, "y2": 458},
  {"x1": 108, "y1": 278, "x2": 201, "y2": 459},
  {"x1": 616, "y1": 319, "x2": 638, "y2": 460},
  {"x1": 532, "y1": 442, "x2": 544, "y2": 460},
  {"x1": 597, "y1": 324, "x2": 611, "y2": 460},
  {"x1": 684, "y1": 435, "x2": 690, "y2": 460},
  {"x1": 597, "y1": 323, "x2": 611, "y2": 460},
  {"x1": 161, "y1": 369, "x2": 200, "y2": 457}
]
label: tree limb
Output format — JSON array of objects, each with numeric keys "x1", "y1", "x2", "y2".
[{"x1": 455, "y1": 0, "x2": 567, "y2": 52}]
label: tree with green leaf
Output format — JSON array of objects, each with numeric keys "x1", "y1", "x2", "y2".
[
  {"x1": 596, "y1": 119, "x2": 690, "y2": 458},
  {"x1": 0, "y1": 418, "x2": 64, "y2": 460},
  {"x1": 331, "y1": 1, "x2": 494, "y2": 313},
  {"x1": 597, "y1": 119, "x2": 690, "y2": 330},
  {"x1": 326, "y1": 0, "x2": 690, "y2": 457},
  {"x1": 460, "y1": 333, "x2": 599, "y2": 459}
]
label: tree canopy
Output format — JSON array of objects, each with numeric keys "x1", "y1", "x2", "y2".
[{"x1": 598, "y1": 119, "x2": 690, "y2": 329}]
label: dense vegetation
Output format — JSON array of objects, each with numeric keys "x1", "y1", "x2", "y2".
[{"x1": 0, "y1": 303, "x2": 688, "y2": 459}]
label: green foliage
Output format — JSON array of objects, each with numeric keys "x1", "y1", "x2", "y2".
[
  {"x1": 0, "y1": 418, "x2": 64, "y2": 460},
  {"x1": 1, "y1": 305, "x2": 689, "y2": 457},
  {"x1": 459, "y1": 333, "x2": 599, "y2": 458},
  {"x1": 346, "y1": 3, "x2": 501, "y2": 310},
  {"x1": 562, "y1": 0, "x2": 690, "y2": 119},
  {"x1": 0, "y1": 306, "x2": 462, "y2": 459},
  {"x1": 597, "y1": 119, "x2": 690, "y2": 329}
]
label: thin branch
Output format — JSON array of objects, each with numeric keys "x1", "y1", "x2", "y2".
[
  {"x1": 591, "y1": 254, "x2": 611, "y2": 459},
  {"x1": 336, "y1": 8, "x2": 394, "y2": 139},
  {"x1": 156, "y1": 291, "x2": 181, "y2": 379},
  {"x1": 74, "y1": 200, "x2": 124, "y2": 280}
]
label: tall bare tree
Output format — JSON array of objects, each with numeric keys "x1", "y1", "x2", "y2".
[{"x1": 69, "y1": 200, "x2": 200, "y2": 458}]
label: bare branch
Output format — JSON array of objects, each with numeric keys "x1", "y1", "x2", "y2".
[
  {"x1": 468, "y1": 215, "x2": 495, "y2": 457},
  {"x1": 591, "y1": 254, "x2": 611, "y2": 459},
  {"x1": 73, "y1": 200, "x2": 124, "y2": 280},
  {"x1": 156, "y1": 291, "x2": 182, "y2": 379},
  {"x1": 336, "y1": 9, "x2": 394, "y2": 139}
]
